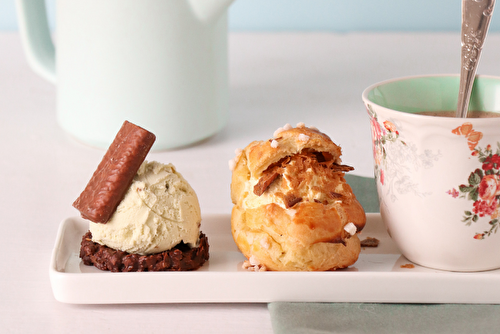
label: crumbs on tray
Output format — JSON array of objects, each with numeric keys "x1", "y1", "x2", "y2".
[{"x1": 360, "y1": 237, "x2": 380, "y2": 248}]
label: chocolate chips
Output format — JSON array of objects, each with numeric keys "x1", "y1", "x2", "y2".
[
  {"x1": 328, "y1": 164, "x2": 355, "y2": 173},
  {"x1": 283, "y1": 193, "x2": 303, "y2": 208},
  {"x1": 253, "y1": 157, "x2": 290, "y2": 196},
  {"x1": 80, "y1": 231, "x2": 210, "y2": 272},
  {"x1": 73, "y1": 121, "x2": 156, "y2": 224},
  {"x1": 254, "y1": 169, "x2": 280, "y2": 196}
]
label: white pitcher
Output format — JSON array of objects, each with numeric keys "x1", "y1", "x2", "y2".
[{"x1": 16, "y1": 0, "x2": 234, "y2": 150}]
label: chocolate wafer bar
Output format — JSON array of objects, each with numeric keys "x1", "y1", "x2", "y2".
[{"x1": 73, "y1": 121, "x2": 156, "y2": 223}]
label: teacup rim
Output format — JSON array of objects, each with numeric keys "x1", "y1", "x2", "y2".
[{"x1": 361, "y1": 73, "x2": 500, "y2": 121}]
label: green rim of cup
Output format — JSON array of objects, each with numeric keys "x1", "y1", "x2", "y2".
[{"x1": 362, "y1": 74, "x2": 500, "y2": 116}]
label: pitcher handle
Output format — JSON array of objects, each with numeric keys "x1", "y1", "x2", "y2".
[{"x1": 16, "y1": 0, "x2": 56, "y2": 84}]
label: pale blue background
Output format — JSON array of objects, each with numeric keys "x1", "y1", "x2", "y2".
[{"x1": 1, "y1": 0, "x2": 500, "y2": 32}]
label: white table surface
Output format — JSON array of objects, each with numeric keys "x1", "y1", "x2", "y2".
[{"x1": 2, "y1": 31, "x2": 500, "y2": 333}]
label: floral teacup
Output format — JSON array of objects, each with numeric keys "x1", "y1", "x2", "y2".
[{"x1": 362, "y1": 74, "x2": 500, "y2": 272}]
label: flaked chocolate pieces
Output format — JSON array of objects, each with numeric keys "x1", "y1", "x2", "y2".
[{"x1": 73, "y1": 121, "x2": 156, "y2": 223}]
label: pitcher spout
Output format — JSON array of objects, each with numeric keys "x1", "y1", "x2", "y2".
[{"x1": 188, "y1": 0, "x2": 235, "y2": 23}]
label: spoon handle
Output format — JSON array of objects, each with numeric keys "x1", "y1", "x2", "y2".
[{"x1": 456, "y1": 0, "x2": 496, "y2": 118}]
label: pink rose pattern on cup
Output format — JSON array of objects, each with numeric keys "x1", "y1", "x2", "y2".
[
  {"x1": 448, "y1": 122, "x2": 500, "y2": 240},
  {"x1": 368, "y1": 107, "x2": 405, "y2": 187},
  {"x1": 367, "y1": 106, "x2": 441, "y2": 203}
]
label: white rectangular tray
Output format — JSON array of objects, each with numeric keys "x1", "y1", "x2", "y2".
[{"x1": 50, "y1": 213, "x2": 500, "y2": 304}]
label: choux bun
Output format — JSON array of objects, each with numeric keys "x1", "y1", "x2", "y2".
[{"x1": 230, "y1": 124, "x2": 366, "y2": 271}]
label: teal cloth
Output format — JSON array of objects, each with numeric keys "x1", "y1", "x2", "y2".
[
  {"x1": 343, "y1": 174, "x2": 379, "y2": 213},
  {"x1": 268, "y1": 175, "x2": 499, "y2": 334},
  {"x1": 269, "y1": 302, "x2": 500, "y2": 334}
]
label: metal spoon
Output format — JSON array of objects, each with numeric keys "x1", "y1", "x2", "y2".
[{"x1": 456, "y1": 0, "x2": 496, "y2": 118}]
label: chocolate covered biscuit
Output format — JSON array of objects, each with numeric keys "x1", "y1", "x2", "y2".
[
  {"x1": 80, "y1": 231, "x2": 210, "y2": 272},
  {"x1": 73, "y1": 121, "x2": 156, "y2": 223}
]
